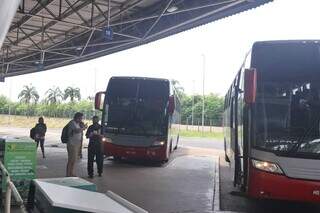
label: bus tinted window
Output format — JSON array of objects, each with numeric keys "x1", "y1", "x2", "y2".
[
  {"x1": 105, "y1": 79, "x2": 169, "y2": 136},
  {"x1": 253, "y1": 42, "x2": 320, "y2": 157}
]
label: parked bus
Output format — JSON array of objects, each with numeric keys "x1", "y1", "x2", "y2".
[
  {"x1": 224, "y1": 40, "x2": 320, "y2": 203},
  {"x1": 95, "y1": 76, "x2": 181, "y2": 162}
]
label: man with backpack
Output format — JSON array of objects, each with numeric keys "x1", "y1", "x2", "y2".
[
  {"x1": 64, "y1": 112, "x2": 87, "y2": 177},
  {"x1": 86, "y1": 116, "x2": 103, "y2": 178}
]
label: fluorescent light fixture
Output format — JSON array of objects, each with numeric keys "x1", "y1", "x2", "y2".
[{"x1": 167, "y1": 6, "x2": 178, "y2": 13}]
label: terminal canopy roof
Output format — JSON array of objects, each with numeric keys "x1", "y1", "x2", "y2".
[{"x1": 0, "y1": 0, "x2": 272, "y2": 77}]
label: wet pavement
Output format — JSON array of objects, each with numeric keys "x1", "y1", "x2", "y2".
[
  {"x1": 3, "y1": 127, "x2": 320, "y2": 212},
  {"x1": 34, "y1": 145, "x2": 218, "y2": 213}
]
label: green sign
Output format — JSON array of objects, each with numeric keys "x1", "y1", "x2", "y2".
[{"x1": 3, "y1": 137, "x2": 36, "y2": 199}]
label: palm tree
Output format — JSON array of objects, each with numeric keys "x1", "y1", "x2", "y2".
[
  {"x1": 45, "y1": 87, "x2": 63, "y2": 104},
  {"x1": 18, "y1": 85, "x2": 39, "y2": 104},
  {"x1": 171, "y1": 79, "x2": 184, "y2": 97},
  {"x1": 64, "y1": 87, "x2": 81, "y2": 102}
]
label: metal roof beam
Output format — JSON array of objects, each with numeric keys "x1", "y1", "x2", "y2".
[
  {"x1": 143, "y1": 0, "x2": 174, "y2": 39},
  {"x1": 146, "y1": 0, "x2": 246, "y2": 41},
  {"x1": 13, "y1": 0, "x2": 92, "y2": 46},
  {"x1": 50, "y1": 38, "x2": 133, "y2": 51},
  {"x1": 9, "y1": 0, "x2": 55, "y2": 31},
  {"x1": 111, "y1": 0, "x2": 238, "y2": 27},
  {"x1": 80, "y1": 30, "x2": 95, "y2": 56},
  {"x1": 65, "y1": 0, "x2": 90, "y2": 27},
  {"x1": 18, "y1": 27, "x2": 41, "y2": 49},
  {"x1": 38, "y1": 0, "x2": 58, "y2": 19}
]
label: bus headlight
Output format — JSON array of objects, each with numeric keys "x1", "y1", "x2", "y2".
[
  {"x1": 251, "y1": 159, "x2": 283, "y2": 174},
  {"x1": 152, "y1": 141, "x2": 165, "y2": 146},
  {"x1": 101, "y1": 137, "x2": 112, "y2": 143}
]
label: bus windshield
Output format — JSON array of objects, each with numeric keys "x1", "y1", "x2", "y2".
[
  {"x1": 104, "y1": 79, "x2": 169, "y2": 136},
  {"x1": 253, "y1": 42, "x2": 320, "y2": 158}
]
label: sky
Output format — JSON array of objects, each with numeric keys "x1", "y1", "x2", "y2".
[{"x1": 1, "y1": 0, "x2": 320, "y2": 101}]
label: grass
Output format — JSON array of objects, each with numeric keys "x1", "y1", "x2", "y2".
[
  {"x1": 0, "y1": 114, "x2": 90, "y2": 128},
  {"x1": 0, "y1": 114, "x2": 223, "y2": 139},
  {"x1": 176, "y1": 129, "x2": 223, "y2": 139}
]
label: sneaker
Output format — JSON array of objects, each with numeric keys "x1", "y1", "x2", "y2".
[
  {"x1": 98, "y1": 173, "x2": 102, "y2": 177},
  {"x1": 88, "y1": 175, "x2": 93, "y2": 179}
]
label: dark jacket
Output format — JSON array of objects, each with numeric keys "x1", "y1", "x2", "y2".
[
  {"x1": 85, "y1": 123, "x2": 102, "y2": 144},
  {"x1": 35, "y1": 123, "x2": 47, "y2": 138}
]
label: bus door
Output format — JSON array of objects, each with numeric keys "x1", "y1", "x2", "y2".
[
  {"x1": 230, "y1": 83, "x2": 239, "y2": 186},
  {"x1": 232, "y1": 72, "x2": 244, "y2": 188},
  {"x1": 236, "y1": 70, "x2": 246, "y2": 190}
]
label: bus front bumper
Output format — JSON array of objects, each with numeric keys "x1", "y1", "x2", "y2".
[
  {"x1": 248, "y1": 166, "x2": 320, "y2": 203},
  {"x1": 103, "y1": 143, "x2": 167, "y2": 161}
]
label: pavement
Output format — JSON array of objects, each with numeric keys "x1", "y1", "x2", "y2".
[
  {"x1": 0, "y1": 127, "x2": 221, "y2": 213},
  {"x1": 1, "y1": 127, "x2": 320, "y2": 213},
  {"x1": 32, "y1": 145, "x2": 218, "y2": 213}
]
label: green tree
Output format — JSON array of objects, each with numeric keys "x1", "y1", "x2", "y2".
[
  {"x1": 180, "y1": 93, "x2": 224, "y2": 126},
  {"x1": 0, "y1": 95, "x2": 10, "y2": 114},
  {"x1": 171, "y1": 79, "x2": 185, "y2": 98},
  {"x1": 18, "y1": 85, "x2": 39, "y2": 104},
  {"x1": 45, "y1": 87, "x2": 63, "y2": 104},
  {"x1": 64, "y1": 87, "x2": 81, "y2": 102}
]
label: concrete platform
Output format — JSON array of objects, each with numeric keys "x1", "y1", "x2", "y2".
[{"x1": 32, "y1": 145, "x2": 218, "y2": 213}]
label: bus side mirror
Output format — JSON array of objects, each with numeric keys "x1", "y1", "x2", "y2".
[
  {"x1": 168, "y1": 95, "x2": 175, "y2": 115},
  {"x1": 95, "y1": 92, "x2": 105, "y2": 111},
  {"x1": 244, "y1": 68, "x2": 257, "y2": 104}
]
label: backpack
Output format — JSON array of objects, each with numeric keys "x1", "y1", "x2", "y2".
[
  {"x1": 30, "y1": 127, "x2": 36, "y2": 140},
  {"x1": 61, "y1": 123, "x2": 70, "y2": 144}
]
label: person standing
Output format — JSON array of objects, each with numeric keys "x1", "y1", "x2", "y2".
[
  {"x1": 66, "y1": 112, "x2": 87, "y2": 177},
  {"x1": 86, "y1": 116, "x2": 103, "y2": 178},
  {"x1": 34, "y1": 117, "x2": 47, "y2": 158}
]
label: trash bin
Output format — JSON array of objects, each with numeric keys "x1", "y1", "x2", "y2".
[
  {"x1": 27, "y1": 180, "x2": 147, "y2": 213},
  {"x1": 37, "y1": 177, "x2": 97, "y2": 192}
]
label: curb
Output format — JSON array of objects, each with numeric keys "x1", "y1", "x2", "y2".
[
  {"x1": 213, "y1": 156, "x2": 242, "y2": 213},
  {"x1": 213, "y1": 156, "x2": 220, "y2": 212}
]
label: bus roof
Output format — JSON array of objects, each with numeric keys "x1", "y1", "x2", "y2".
[
  {"x1": 110, "y1": 76, "x2": 170, "y2": 82},
  {"x1": 251, "y1": 40, "x2": 320, "y2": 77},
  {"x1": 253, "y1": 40, "x2": 320, "y2": 48}
]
